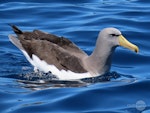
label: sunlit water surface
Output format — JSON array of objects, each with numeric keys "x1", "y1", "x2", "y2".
[{"x1": 0, "y1": 0, "x2": 150, "y2": 113}]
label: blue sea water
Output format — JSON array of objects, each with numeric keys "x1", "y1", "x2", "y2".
[{"x1": 0, "y1": 0, "x2": 150, "y2": 113}]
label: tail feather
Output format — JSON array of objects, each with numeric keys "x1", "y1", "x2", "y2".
[
  {"x1": 8, "y1": 34, "x2": 24, "y2": 50},
  {"x1": 9, "y1": 24, "x2": 23, "y2": 35}
]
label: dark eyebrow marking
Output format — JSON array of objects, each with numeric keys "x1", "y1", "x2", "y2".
[{"x1": 110, "y1": 34, "x2": 120, "y2": 37}]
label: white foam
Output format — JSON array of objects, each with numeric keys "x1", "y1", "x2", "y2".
[{"x1": 21, "y1": 50, "x2": 94, "y2": 80}]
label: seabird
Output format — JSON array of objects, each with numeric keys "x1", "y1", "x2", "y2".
[{"x1": 8, "y1": 25, "x2": 139, "y2": 80}]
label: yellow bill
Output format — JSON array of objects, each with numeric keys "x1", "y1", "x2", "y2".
[{"x1": 119, "y1": 35, "x2": 139, "y2": 53}]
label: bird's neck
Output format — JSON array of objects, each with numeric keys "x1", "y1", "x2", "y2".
[{"x1": 84, "y1": 40, "x2": 116, "y2": 76}]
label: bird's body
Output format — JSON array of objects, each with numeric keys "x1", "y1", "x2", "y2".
[{"x1": 9, "y1": 25, "x2": 139, "y2": 80}]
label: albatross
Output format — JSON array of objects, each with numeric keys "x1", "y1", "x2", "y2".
[{"x1": 8, "y1": 25, "x2": 139, "y2": 80}]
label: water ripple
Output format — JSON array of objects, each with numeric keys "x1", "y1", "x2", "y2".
[{"x1": 0, "y1": 0, "x2": 150, "y2": 113}]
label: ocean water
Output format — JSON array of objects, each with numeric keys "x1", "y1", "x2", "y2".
[{"x1": 0, "y1": 0, "x2": 150, "y2": 113}]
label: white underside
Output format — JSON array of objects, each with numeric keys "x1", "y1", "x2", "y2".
[{"x1": 21, "y1": 50, "x2": 95, "y2": 80}]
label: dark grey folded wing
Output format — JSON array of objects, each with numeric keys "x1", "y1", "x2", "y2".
[{"x1": 9, "y1": 27, "x2": 88, "y2": 73}]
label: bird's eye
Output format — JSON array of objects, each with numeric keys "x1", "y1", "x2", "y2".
[{"x1": 110, "y1": 34, "x2": 120, "y2": 37}]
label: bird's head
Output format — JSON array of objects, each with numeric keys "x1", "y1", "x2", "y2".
[{"x1": 98, "y1": 27, "x2": 139, "y2": 53}]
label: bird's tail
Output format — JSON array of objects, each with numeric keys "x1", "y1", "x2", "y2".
[{"x1": 9, "y1": 24, "x2": 23, "y2": 35}]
